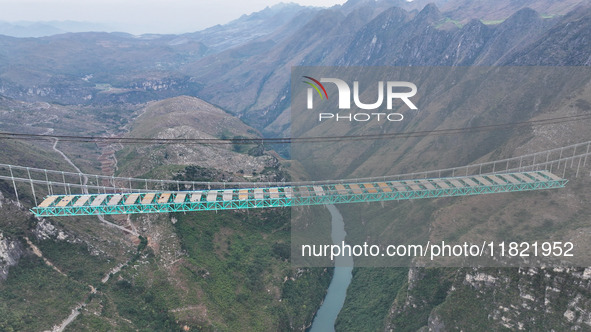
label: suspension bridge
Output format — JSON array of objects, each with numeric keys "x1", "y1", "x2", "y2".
[{"x1": 1, "y1": 140, "x2": 590, "y2": 218}]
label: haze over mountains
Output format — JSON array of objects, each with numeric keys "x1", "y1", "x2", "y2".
[
  {"x1": 0, "y1": 21, "x2": 115, "y2": 38},
  {"x1": 0, "y1": 0, "x2": 589, "y2": 135}
]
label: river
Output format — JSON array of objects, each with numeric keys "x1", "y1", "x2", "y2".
[{"x1": 309, "y1": 204, "x2": 353, "y2": 332}]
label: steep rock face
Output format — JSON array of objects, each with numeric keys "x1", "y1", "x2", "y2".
[
  {"x1": 33, "y1": 219, "x2": 71, "y2": 242},
  {"x1": 230, "y1": 3, "x2": 566, "y2": 133},
  {"x1": 440, "y1": 0, "x2": 588, "y2": 23},
  {"x1": 338, "y1": 6, "x2": 411, "y2": 65},
  {"x1": 386, "y1": 267, "x2": 591, "y2": 331},
  {"x1": 0, "y1": 192, "x2": 26, "y2": 281},
  {"x1": 243, "y1": 3, "x2": 589, "y2": 134},
  {"x1": 0, "y1": 232, "x2": 25, "y2": 280},
  {"x1": 506, "y1": 7, "x2": 591, "y2": 65},
  {"x1": 456, "y1": 267, "x2": 591, "y2": 330},
  {"x1": 339, "y1": 5, "x2": 559, "y2": 67},
  {"x1": 474, "y1": 8, "x2": 549, "y2": 65},
  {"x1": 184, "y1": 3, "x2": 314, "y2": 54}
]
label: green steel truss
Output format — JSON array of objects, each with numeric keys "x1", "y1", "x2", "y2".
[{"x1": 31, "y1": 171, "x2": 568, "y2": 217}]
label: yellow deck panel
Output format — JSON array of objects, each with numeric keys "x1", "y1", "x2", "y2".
[
  {"x1": 448, "y1": 179, "x2": 464, "y2": 188},
  {"x1": 141, "y1": 193, "x2": 156, "y2": 205},
  {"x1": 377, "y1": 182, "x2": 392, "y2": 192},
  {"x1": 38, "y1": 196, "x2": 58, "y2": 208},
  {"x1": 499, "y1": 174, "x2": 520, "y2": 184},
  {"x1": 124, "y1": 193, "x2": 140, "y2": 205},
  {"x1": 392, "y1": 183, "x2": 408, "y2": 192},
  {"x1": 404, "y1": 181, "x2": 421, "y2": 191},
  {"x1": 528, "y1": 172, "x2": 547, "y2": 182},
  {"x1": 223, "y1": 190, "x2": 234, "y2": 201},
  {"x1": 512, "y1": 173, "x2": 534, "y2": 183},
  {"x1": 239, "y1": 189, "x2": 249, "y2": 200},
  {"x1": 284, "y1": 187, "x2": 293, "y2": 198},
  {"x1": 91, "y1": 194, "x2": 108, "y2": 206},
  {"x1": 349, "y1": 184, "x2": 362, "y2": 194},
  {"x1": 56, "y1": 195, "x2": 75, "y2": 207},
  {"x1": 418, "y1": 180, "x2": 436, "y2": 190},
  {"x1": 174, "y1": 193, "x2": 186, "y2": 204},
  {"x1": 462, "y1": 178, "x2": 479, "y2": 187},
  {"x1": 269, "y1": 188, "x2": 279, "y2": 199},
  {"x1": 107, "y1": 194, "x2": 123, "y2": 206},
  {"x1": 488, "y1": 175, "x2": 506, "y2": 185},
  {"x1": 73, "y1": 195, "x2": 91, "y2": 207},
  {"x1": 474, "y1": 176, "x2": 492, "y2": 186},
  {"x1": 298, "y1": 187, "x2": 310, "y2": 197},
  {"x1": 157, "y1": 193, "x2": 171, "y2": 204},
  {"x1": 313, "y1": 186, "x2": 325, "y2": 196},
  {"x1": 254, "y1": 188, "x2": 264, "y2": 200},
  {"x1": 363, "y1": 183, "x2": 378, "y2": 193},
  {"x1": 335, "y1": 184, "x2": 347, "y2": 195},
  {"x1": 540, "y1": 170, "x2": 561, "y2": 181},
  {"x1": 434, "y1": 180, "x2": 450, "y2": 189},
  {"x1": 206, "y1": 191, "x2": 219, "y2": 202}
]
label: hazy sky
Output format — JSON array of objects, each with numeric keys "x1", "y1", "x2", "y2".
[{"x1": 0, "y1": 0, "x2": 349, "y2": 34}]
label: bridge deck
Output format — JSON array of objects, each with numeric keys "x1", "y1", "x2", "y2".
[{"x1": 31, "y1": 171, "x2": 568, "y2": 217}]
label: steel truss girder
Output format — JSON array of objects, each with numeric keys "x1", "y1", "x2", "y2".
[{"x1": 31, "y1": 179, "x2": 568, "y2": 217}]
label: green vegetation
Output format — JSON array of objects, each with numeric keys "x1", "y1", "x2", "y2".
[
  {"x1": 173, "y1": 165, "x2": 217, "y2": 182},
  {"x1": 387, "y1": 268, "x2": 455, "y2": 331},
  {"x1": 0, "y1": 189, "x2": 136, "y2": 331},
  {"x1": 436, "y1": 17, "x2": 464, "y2": 29},
  {"x1": 35, "y1": 239, "x2": 115, "y2": 285},
  {"x1": 433, "y1": 282, "x2": 492, "y2": 330},
  {"x1": 0, "y1": 189, "x2": 37, "y2": 237},
  {"x1": 336, "y1": 267, "x2": 408, "y2": 331},
  {"x1": 0, "y1": 257, "x2": 87, "y2": 331},
  {"x1": 102, "y1": 271, "x2": 180, "y2": 331},
  {"x1": 172, "y1": 208, "x2": 331, "y2": 330},
  {"x1": 481, "y1": 19, "x2": 506, "y2": 25},
  {"x1": 94, "y1": 83, "x2": 112, "y2": 90},
  {"x1": 247, "y1": 144, "x2": 265, "y2": 157},
  {"x1": 218, "y1": 133, "x2": 261, "y2": 155},
  {"x1": 64, "y1": 238, "x2": 182, "y2": 331},
  {"x1": 0, "y1": 140, "x2": 72, "y2": 176},
  {"x1": 541, "y1": 13, "x2": 559, "y2": 19},
  {"x1": 64, "y1": 314, "x2": 115, "y2": 331}
]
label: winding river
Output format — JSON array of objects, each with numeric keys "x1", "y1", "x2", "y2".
[{"x1": 309, "y1": 205, "x2": 353, "y2": 332}]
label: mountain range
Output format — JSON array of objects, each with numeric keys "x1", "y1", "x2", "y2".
[{"x1": 0, "y1": 0, "x2": 589, "y2": 135}]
